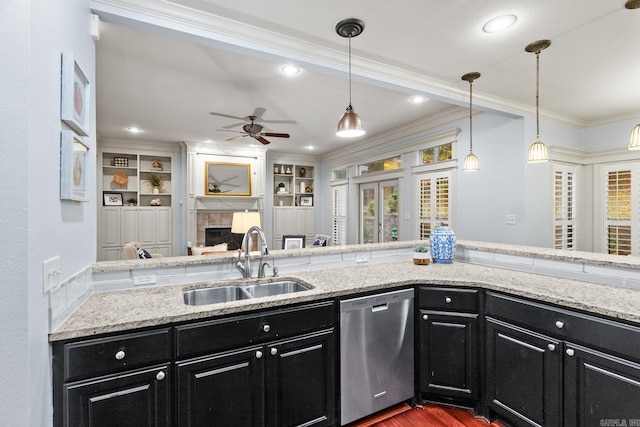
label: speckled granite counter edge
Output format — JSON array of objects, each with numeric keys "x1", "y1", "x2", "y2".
[{"x1": 51, "y1": 261, "x2": 640, "y2": 342}]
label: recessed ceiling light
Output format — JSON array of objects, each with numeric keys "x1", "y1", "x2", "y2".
[
  {"x1": 482, "y1": 14, "x2": 517, "y2": 33},
  {"x1": 409, "y1": 95, "x2": 427, "y2": 104},
  {"x1": 126, "y1": 126, "x2": 142, "y2": 133},
  {"x1": 304, "y1": 145, "x2": 315, "y2": 150},
  {"x1": 281, "y1": 64, "x2": 300, "y2": 75},
  {"x1": 202, "y1": 139, "x2": 213, "y2": 143}
]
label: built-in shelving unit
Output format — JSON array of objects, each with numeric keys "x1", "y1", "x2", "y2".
[{"x1": 98, "y1": 150, "x2": 174, "y2": 261}]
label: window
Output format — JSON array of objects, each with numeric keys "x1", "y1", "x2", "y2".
[
  {"x1": 332, "y1": 168, "x2": 347, "y2": 181},
  {"x1": 553, "y1": 164, "x2": 578, "y2": 250},
  {"x1": 603, "y1": 163, "x2": 637, "y2": 255},
  {"x1": 357, "y1": 155, "x2": 401, "y2": 175},
  {"x1": 332, "y1": 184, "x2": 347, "y2": 246},
  {"x1": 420, "y1": 143, "x2": 452, "y2": 164},
  {"x1": 416, "y1": 170, "x2": 452, "y2": 240}
]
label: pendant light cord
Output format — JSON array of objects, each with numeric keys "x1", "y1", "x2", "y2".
[
  {"x1": 536, "y1": 51, "x2": 540, "y2": 139},
  {"x1": 469, "y1": 80, "x2": 473, "y2": 152},
  {"x1": 348, "y1": 35, "x2": 353, "y2": 108}
]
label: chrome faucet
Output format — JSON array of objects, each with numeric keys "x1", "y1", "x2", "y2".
[{"x1": 236, "y1": 226, "x2": 269, "y2": 279}]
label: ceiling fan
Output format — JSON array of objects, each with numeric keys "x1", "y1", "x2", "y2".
[{"x1": 210, "y1": 108, "x2": 294, "y2": 145}]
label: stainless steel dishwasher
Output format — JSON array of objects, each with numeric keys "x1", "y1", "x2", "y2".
[{"x1": 339, "y1": 288, "x2": 415, "y2": 425}]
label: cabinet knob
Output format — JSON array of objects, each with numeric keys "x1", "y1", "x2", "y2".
[
  {"x1": 115, "y1": 350, "x2": 126, "y2": 360},
  {"x1": 255, "y1": 350, "x2": 263, "y2": 359},
  {"x1": 270, "y1": 347, "x2": 278, "y2": 356},
  {"x1": 156, "y1": 371, "x2": 165, "y2": 381},
  {"x1": 422, "y1": 314, "x2": 429, "y2": 321},
  {"x1": 547, "y1": 344, "x2": 556, "y2": 352},
  {"x1": 555, "y1": 320, "x2": 564, "y2": 329},
  {"x1": 566, "y1": 348, "x2": 575, "y2": 357},
  {"x1": 445, "y1": 297, "x2": 452, "y2": 304},
  {"x1": 262, "y1": 324, "x2": 271, "y2": 333}
]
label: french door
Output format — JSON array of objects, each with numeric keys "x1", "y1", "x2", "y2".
[{"x1": 360, "y1": 179, "x2": 399, "y2": 243}]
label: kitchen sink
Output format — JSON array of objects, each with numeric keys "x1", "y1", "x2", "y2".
[
  {"x1": 242, "y1": 281, "x2": 311, "y2": 298},
  {"x1": 183, "y1": 280, "x2": 311, "y2": 306},
  {"x1": 183, "y1": 286, "x2": 250, "y2": 306}
]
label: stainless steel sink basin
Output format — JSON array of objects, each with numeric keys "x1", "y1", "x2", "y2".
[
  {"x1": 242, "y1": 281, "x2": 311, "y2": 298},
  {"x1": 183, "y1": 286, "x2": 250, "y2": 306},
  {"x1": 183, "y1": 280, "x2": 311, "y2": 306}
]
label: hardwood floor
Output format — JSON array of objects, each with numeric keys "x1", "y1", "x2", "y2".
[{"x1": 348, "y1": 403, "x2": 504, "y2": 427}]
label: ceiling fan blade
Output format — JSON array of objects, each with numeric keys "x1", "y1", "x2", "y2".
[
  {"x1": 226, "y1": 134, "x2": 248, "y2": 141},
  {"x1": 216, "y1": 129, "x2": 244, "y2": 133},
  {"x1": 261, "y1": 119, "x2": 297, "y2": 125},
  {"x1": 222, "y1": 121, "x2": 247, "y2": 129},
  {"x1": 261, "y1": 132, "x2": 290, "y2": 138},
  {"x1": 252, "y1": 107, "x2": 267, "y2": 119},
  {"x1": 254, "y1": 135, "x2": 271, "y2": 145},
  {"x1": 209, "y1": 111, "x2": 246, "y2": 120}
]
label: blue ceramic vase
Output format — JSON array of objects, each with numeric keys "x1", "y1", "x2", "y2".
[{"x1": 431, "y1": 222, "x2": 456, "y2": 263}]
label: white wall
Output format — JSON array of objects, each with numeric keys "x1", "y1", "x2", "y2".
[{"x1": 0, "y1": 0, "x2": 95, "y2": 425}]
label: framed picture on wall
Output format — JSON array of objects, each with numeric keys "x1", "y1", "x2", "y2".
[
  {"x1": 205, "y1": 162, "x2": 252, "y2": 196},
  {"x1": 60, "y1": 52, "x2": 91, "y2": 137},
  {"x1": 60, "y1": 130, "x2": 89, "y2": 201}
]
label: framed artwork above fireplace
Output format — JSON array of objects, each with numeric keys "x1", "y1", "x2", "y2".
[{"x1": 205, "y1": 162, "x2": 251, "y2": 196}]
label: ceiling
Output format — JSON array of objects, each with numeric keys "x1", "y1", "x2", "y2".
[{"x1": 94, "y1": 0, "x2": 640, "y2": 156}]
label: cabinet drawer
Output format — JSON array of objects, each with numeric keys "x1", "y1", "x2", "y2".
[
  {"x1": 485, "y1": 291, "x2": 640, "y2": 363},
  {"x1": 62, "y1": 328, "x2": 172, "y2": 381},
  {"x1": 175, "y1": 301, "x2": 335, "y2": 359},
  {"x1": 419, "y1": 287, "x2": 478, "y2": 312}
]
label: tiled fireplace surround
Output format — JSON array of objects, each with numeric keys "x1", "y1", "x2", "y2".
[{"x1": 196, "y1": 211, "x2": 234, "y2": 247}]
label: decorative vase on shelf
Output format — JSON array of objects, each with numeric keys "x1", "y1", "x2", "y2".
[
  {"x1": 152, "y1": 187, "x2": 160, "y2": 194},
  {"x1": 299, "y1": 167, "x2": 306, "y2": 178},
  {"x1": 431, "y1": 222, "x2": 456, "y2": 263},
  {"x1": 299, "y1": 181, "x2": 306, "y2": 193}
]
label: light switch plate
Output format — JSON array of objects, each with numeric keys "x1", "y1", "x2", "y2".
[{"x1": 43, "y1": 256, "x2": 61, "y2": 293}]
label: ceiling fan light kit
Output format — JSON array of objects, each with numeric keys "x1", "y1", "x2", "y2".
[
  {"x1": 462, "y1": 72, "x2": 481, "y2": 172},
  {"x1": 336, "y1": 18, "x2": 365, "y2": 138},
  {"x1": 526, "y1": 39, "x2": 551, "y2": 163}
]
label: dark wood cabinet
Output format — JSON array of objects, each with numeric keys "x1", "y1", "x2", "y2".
[
  {"x1": 418, "y1": 287, "x2": 479, "y2": 405},
  {"x1": 485, "y1": 317, "x2": 562, "y2": 427},
  {"x1": 564, "y1": 343, "x2": 640, "y2": 425},
  {"x1": 64, "y1": 364, "x2": 171, "y2": 426},
  {"x1": 174, "y1": 301, "x2": 336, "y2": 427},
  {"x1": 485, "y1": 291, "x2": 640, "y2": 427},
  {"x1": 52, "y1": 328, "x2": 172, "y2": 427}
]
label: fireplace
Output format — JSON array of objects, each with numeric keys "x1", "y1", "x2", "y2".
[{"x1": 205, "y1": 227, "x2": 243, "y2": 250}]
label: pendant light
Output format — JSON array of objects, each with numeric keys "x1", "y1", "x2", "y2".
[
  {"x1": 525, "y1": 39, "x2": 551, "y2": 163},
  {"x1": 626, "y1": 0, "x2": 640, "y2": 149},
  {"x1": 336, "y1": 18, "x2": 365, "y2": 137},
  {"x1": 461, "y1": 72, "x2": 481, "y2": 171}
]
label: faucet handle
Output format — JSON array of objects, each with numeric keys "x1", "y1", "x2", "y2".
[{"x1": 272, "y1": 266, "x2": 279, "y2": 277}]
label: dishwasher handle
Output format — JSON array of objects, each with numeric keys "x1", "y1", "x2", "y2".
[{"x1": 371, "y1": 303, "x2": 388, "y2": 312}]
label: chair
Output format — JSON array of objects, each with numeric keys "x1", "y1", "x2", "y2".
[
  {"x1": 122, "y1": 241, "x2": 161, "y2": 260},
  {"x1": 282, "y1": 235, "x2": 306, "y2": 249},
  {"x1": 312, "y1": 234, "x2": 331, "y2": 246}
]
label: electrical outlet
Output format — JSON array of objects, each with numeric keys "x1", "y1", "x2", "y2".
[
  {"x1": 133, "y1": 274, "x2": 156, "y2": 285},
  {"x1": 43, "y1": 256, "x2": 61, "y2": 293},
  {"x1": 506, "y1": 214, "x2": 516, "y2": 225}
]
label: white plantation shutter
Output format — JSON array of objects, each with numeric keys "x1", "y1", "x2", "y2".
[
  {"x1": 416, "y1": 170, "x2": 452, "y2": 240},
  {"x1": 603, "y1": 163, "x2": 639, "y2": 255},
  {"x1": 553, "y1": 164, "x2": 577, "y2": 250},
  {"x1": 332, "y1": 184, "x2": 347, "y2": 246}
]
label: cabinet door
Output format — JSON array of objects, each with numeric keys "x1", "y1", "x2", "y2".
[
  {"x1": 485, "y1": 317, "x2": 562, "y2": 427},
  {"x1": 564, "y1": 344, "x2": 640, "y2": 426},
  {"x1": 121, "y1": 207, "x2": 139, "y2": 244},
  {"x1": 420, "y1": 311, "x2": 478, "y2": 401},
  {"x1": 176, "y1": 346, "x2": 265, "y2": 427},
  {"x1": 266, "y1": 330, "x2": 336, "y2": 427},
  {"x1": 101, "y1": 207, "x2": 122, "y2": 247},
  {"x1": 154, "y1": 207, "x2": 172, "y2": 245},
  {"x1": 300, "y1": 207, "x2": 316, "y2": 238},
  {"x1": 64, "y1": 365, "x2": 170, "y2": 427},
  {"x1": 138, "y1": 208, "x2": 156, "y2": 246}
]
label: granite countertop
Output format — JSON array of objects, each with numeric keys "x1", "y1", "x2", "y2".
[{"x1": 51, "y1": 260, "x2": 640, "y2": 342}]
